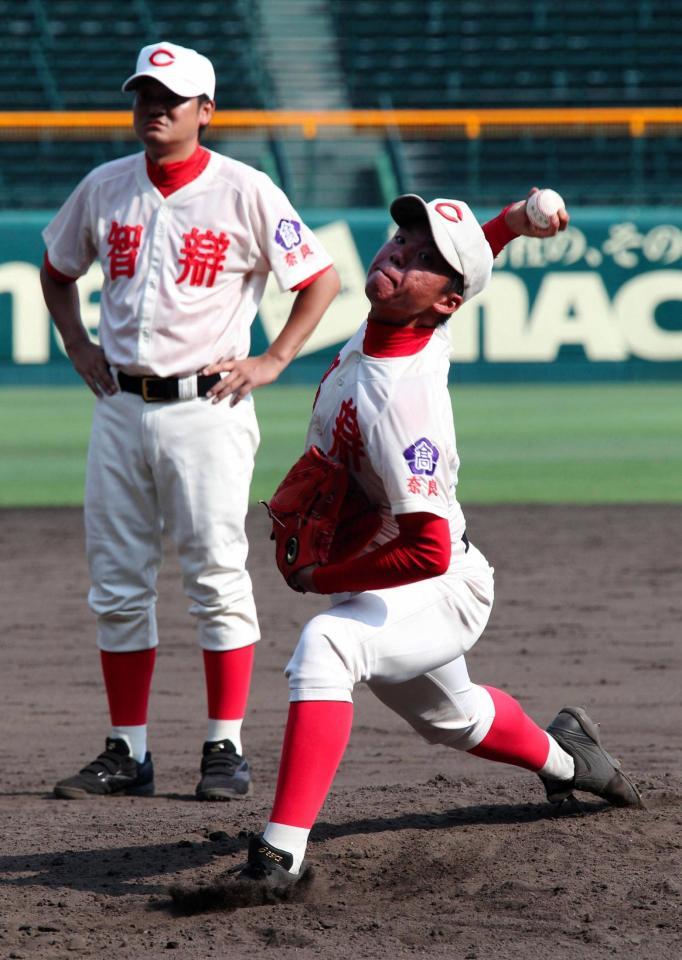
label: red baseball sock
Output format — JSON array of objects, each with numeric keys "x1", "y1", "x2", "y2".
[
  {"x1": 468, "y1": 685, "x2": 550, "y2": 772},
  {"x1": 202, "y1": 645, "x2": 255, "y2": 720},
  {"x1": 100, "y1": 648, "x2": 156, "y2": 726},
  {"x1": 270, "y1": 700, "x2": 354, "y2": 828}
]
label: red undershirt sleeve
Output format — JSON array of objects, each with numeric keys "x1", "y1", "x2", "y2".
[
  {"x1": 43, "y1": 251, "x2": 77, "y2": 284},
  {"x1": 482, "y1": 205, "x2": 519, "y2": 258},
  {"x1": 290, "y1": 263, "x2": 333, "y2": 291},
  {"x1": 312, "y1": 512, "x2": 452, "y2": 594}
]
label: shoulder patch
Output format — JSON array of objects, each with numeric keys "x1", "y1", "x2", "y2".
[
  {"x1": 275, "y1": 218, "x2": 302, "y2": 251},
  {"x1": 403, "y1": 437, "x2": 440, "y2": 476}
]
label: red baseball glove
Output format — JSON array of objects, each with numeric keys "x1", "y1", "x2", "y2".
[{"x1": 262, "y1": 445, "x2": 380, "y2": 591}]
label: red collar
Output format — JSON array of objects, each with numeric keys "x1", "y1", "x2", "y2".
[
  {"x1": 145, "y1": 145, "x2": 210, "y2": 197},
  {"x1": 362, "y1": 319, "x2": 435, "y2": 358}
]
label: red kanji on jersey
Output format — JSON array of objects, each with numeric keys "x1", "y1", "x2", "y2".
[
  {"x1": 329, "y1": 398, "x2": 366, "y2": 471},
  {"x1": 300, "y1": 244, "x2": 313, "y2": 259},
  {"x1": 407, "y1": 477, "x2": 422, "y2": 494},
  {"x1": 427, "y1": 480, "x2": 438, "y2": 496},
  {"x1": 285, "y1": 251, "x2": 298, "y2": 267},
  {"x1": 107, "y1": 221, "x2": 143, "y2": 279},
  {"x1": 176, "y1": 228, "x2": 230, "y2": 287}
]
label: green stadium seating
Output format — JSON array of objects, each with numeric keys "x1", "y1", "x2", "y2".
[
  {"x1": 1, "y1": 0, "x2": 681, "y2": 208},
  {"x1": 0, "y1": 136, "x2": 279, "y2": 209},
  {"x1": 2, "y1": 0, "x2": 266, "y2": 110},
  {"x1": 331, "y1": 0, "x2": 682, "y2": 107},
  {"x1": 400, "y1": 135, "x2": 682, "y2": 207}
]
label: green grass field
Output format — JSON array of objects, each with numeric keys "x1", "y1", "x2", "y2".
[{"x1": 1, "y1": 383, "x2": 680, "y2": 506}]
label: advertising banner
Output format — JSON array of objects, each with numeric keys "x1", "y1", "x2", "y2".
[{"x1": 1, "y1": 207, "x2": 680, "y2": 384}]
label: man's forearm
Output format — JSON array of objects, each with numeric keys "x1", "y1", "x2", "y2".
[
  {"x1": 266, "y1": 267, "x2": 340, "y2": 368},
  {"x1": 40, "y1": 265, "x2": 116, "y2": 395}
]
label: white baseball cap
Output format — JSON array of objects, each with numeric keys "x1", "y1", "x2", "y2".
[
  {"x1": 122, "y1": 42, "x2": 216, "y2": 99},
  {"x1": 390, "y1": 195, "x2": 493, "y2": 302}
]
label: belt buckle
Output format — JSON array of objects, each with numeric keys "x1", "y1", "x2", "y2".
[{"x1": 141, "y1": 376, "x2": 163, "y2": 402}]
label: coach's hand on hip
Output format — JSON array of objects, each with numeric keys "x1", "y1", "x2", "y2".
[
  {"x1": 204, "y1": 267, "x2": 341, "y2": 405},
  {"x1": 67, "y1": 340, "x2": 117, "y2": 398},
  {"x1": 203, "y1": 352, "x2": 285, "y2": 405}
]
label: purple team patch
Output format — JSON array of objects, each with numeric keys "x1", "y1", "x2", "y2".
[
  {"x1": 403, "y1": 438, "x2": 440, "y2": 476},
  {"x1": 275, "y1": 218, "x2": 302, "y2": 251}
]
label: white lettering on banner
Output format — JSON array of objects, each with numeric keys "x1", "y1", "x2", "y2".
[
  {"x1": 613, "y1": 271, "x2": 682, "y2": 360},
  {"x1": 603, "y1": 223, "x2": 682, "y2": 268},
  {"x1": 496, "y1": 223, "x2": 682, "y2": 271},
  {"x1": 0, "y1": 261, "x2": 103, "y2": 363},
  {"x1": 0, "y1": 263, "x2": 50, "y2": 363},
  {"x1": 523, "y1": 273, "x2": 626, "y2": 361},
  {"x1": 2, "y1": 225, "x2": 682, "y2": 365},
  {"x1": 259, "y1": 220, "x2": 367, "y2": 355},
  {"x1": 448, "y1": 297, "x2": 480, "y2": 362},
  {"x1": 451, "y1": 273, "x2": 626, "y2": 361},
  {"x1": 496, "y1": 229, "x2": 588, "y2": 269},
  {"x1": 450, "y1": 273, "x2": 530, "y2": 361},
  {"x1": 482, "y1": 273, "x2": 534, "y2": 360}
]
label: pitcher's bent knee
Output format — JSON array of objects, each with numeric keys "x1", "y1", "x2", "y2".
[
  {"x1": 371, "y1": 677, "x2": 495, "y2": 752},
  {"x1": 285, "y1": 619, "x2": 355, "y2": 702},
  {"x1": 414, "y1": 683, "x2": 495, "y2": 751}
]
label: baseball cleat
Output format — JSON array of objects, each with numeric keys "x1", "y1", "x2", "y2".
[
  {"x1": 195, "y1": 739, "x2": 252, "y2": 801},
  {"x1": 168, "y1": 834, "x2": 309, "y2": 913},
  {"x1": 540, "y1": 706, "x2": 642, "y2": 808},
  {"x1": 53, "y1": 737, "x2": 154, "y2": 799},
  {"x1": 230, "y1": 834, "x2": 305, "y2": 894}
]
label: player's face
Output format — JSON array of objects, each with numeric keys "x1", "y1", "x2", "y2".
[
  {"x1": 132, "y1": 79, "x2": 214, "y2": 159},
  {"x1": 365, "y1": 223, "x2": 462, "y2": 325}
]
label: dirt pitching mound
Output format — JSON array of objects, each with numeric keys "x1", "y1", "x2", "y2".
[{"x1": 1, "y1": 505, "x2": 680, "y2": 959}]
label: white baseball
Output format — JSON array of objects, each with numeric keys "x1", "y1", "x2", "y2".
[{"x1": 526, "y1": 189, "x2": 565, "y2": 229}]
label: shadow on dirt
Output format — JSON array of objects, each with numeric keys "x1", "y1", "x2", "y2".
[
  {"x1": 312, "y1": 796, "x2": 602, "y2": 842},
  {"x1": 0, "y1": 797, "x2": 606, "y2": 903},
  {"x1": 0, "y1": 834, "x2": 246, "y2": 898}
]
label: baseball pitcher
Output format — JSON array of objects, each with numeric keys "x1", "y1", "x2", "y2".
[{"x1": 201, "y1": 191, "x2": 641, "y2": 898}]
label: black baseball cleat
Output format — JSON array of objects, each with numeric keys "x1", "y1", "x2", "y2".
[
  {"x1": 540, "y1": 706, "x2": 642, "y2": 808},
  {"x1": 168, "y1": 834, "x2": 309, "y2": 913},
  {"x1": 195, "y1": 739, "x2": 253, "y2": 801},
  {"x1": 53, "y1": 737, "x2": 154, "y2": 799},
  {"x1": 231, "y1": 834, "x2": 305, "y2": 894}
]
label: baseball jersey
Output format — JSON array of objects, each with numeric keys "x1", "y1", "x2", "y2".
[
  {"x1": 42, "y1": 150, "x2": 333, "y2": 378},
  {"x1": 306, "y1": 321, "x2": 466, "y2": 549}
]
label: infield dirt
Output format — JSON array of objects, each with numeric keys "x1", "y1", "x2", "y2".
[{"x1": 1, "y1": 505, "x2": 680, "y2": 960}]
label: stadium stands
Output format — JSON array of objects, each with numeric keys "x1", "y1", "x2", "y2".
[
  {"x1": 400, "y1": 135, "x2": 682, "y2": 207},
  {"x1": 0, "y1": 136, "x2": 283, "y2": 209},
  {"x1": 1, "y1": 0, "x2": 266, "y2": 110},
  {"x1": 1, "y1": 0, "x2": 681, "y2": 208},
  {"x1": 332, "y1": 0, "x2": 681, "y2": 108},
  {"x1": 0, "y1": 139, "x2": 131, "y2": 209}
]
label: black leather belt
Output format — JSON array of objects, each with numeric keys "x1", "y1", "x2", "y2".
[{"x1": 118, "y1": 371, "x2": 221, "y2": 402}]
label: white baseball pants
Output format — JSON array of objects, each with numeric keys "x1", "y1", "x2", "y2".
[
  {"x1": 85, "y1": 389, "x2": 260, "y2": 653},
  {"x1": 285, "y1": 539, "x2": 498, "y2": 751}
]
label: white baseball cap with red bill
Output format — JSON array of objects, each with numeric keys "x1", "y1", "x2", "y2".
[
  {"x1": 122, "y1": 42, "x2": 216, "y2": 99},
  {"x1": 390, "y1": 195, "x2": 493, "y2": 302}
]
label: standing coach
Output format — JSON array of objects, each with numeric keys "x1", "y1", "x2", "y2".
[{"x1": 40, "y1": 41, "x2": 339, "y2": 801}]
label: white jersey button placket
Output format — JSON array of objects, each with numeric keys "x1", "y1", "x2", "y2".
[{"x1": 137, "y1": 206, "x2": 167, "y2": 368}]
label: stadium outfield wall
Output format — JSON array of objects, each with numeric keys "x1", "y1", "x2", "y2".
[{"x1": 1, "y1": 207, "x2": 681, "y2": 385}]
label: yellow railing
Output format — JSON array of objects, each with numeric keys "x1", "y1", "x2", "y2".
[{"x1": 1, "y1": 107, "x2": 681, "y2": 139}]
